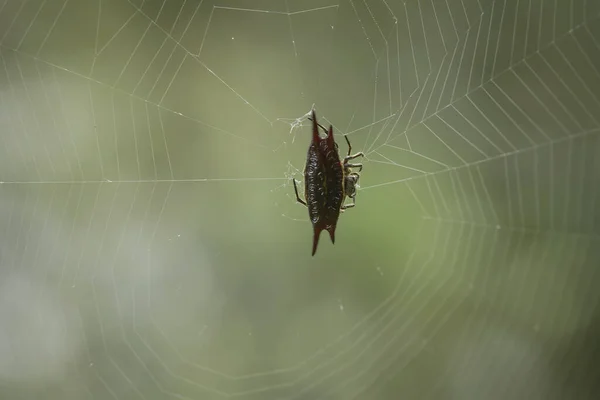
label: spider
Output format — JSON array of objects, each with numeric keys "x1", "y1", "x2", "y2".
[{"x1": 292, "y1": 110, "x2": 364, "y2": 256}]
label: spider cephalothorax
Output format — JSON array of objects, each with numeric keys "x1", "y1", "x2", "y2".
[{"x1": 292, "y1": 109, "x2": 364, "y2": 256}]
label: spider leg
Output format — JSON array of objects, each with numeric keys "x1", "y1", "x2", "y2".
[
  {"x1": 344, "y1": 152, "x2": 364, "y2": 162},
  {"x1": 308, "y1": 117, "x2": 329, "y2": 135},
  {"x1": 344, "y1": 135, "x2": 353, "y2": 155},
  {"x1": 344, "y1": 135, "x2": 365, "y2": 158},
  {"x1": 341, "y1": 193, "x2": 357, "y2": 210},
  {"x1": 292, "y1": 179, "x2": 307, "y2": 207},
  {"x1": 344, "y1": 162, "x2": 363, "y2": 172}
]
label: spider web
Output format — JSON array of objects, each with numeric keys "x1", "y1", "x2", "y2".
[{"x1": 0, "y1": 0, "x2": 599, "y2": 399}]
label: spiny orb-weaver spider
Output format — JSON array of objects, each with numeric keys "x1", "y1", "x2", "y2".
[{"x1": 292, "y1": 110, "x2": 364, "y2": 256}]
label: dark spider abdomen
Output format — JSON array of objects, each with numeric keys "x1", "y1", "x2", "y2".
[
  {"x1": 321, "y1": 143, "x2": 345, "y2": 217},
  {"x1": 304, "y1": 142, "x2": 327, "y2": 225}
]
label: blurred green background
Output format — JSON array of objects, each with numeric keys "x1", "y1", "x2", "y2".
[{"x1": 0, "y1": 0, "x2": 599, "y2": 399}]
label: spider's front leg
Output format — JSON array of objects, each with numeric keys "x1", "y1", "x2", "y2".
[
  {"x1": 308, "y1": 117, "x2": 329, "y2": 135},
  {"x1": 343, "y1": 135, "x2": 365, "y2": 158},
  {"x1": 343, "y1": 136, "x2": 364, "y2": 167},
  {"x1": 292, "y1": 179, "x2": 307, "y2": 207}
]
